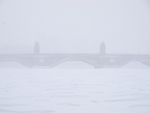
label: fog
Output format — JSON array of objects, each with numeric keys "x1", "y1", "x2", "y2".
[
  {"x1": 0, "y1": 1, "x2": 150, "y2": 112},
  {"x1": 0, "y1": 0, "x2": 150, "y2": 54}
]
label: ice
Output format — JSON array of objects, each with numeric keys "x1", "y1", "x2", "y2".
[{"x1": 0, "y1": 68, "x2": 150, "y2": 113}]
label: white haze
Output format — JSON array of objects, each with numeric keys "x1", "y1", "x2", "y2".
[
  {"x1": 0, "y1": 0, "x2": 150, "y2": 54},
  {"x1": 0, "y1": 1, "x2": 150, "y2": 113}
]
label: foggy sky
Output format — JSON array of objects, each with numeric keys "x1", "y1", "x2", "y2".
[{"x1": 0, "y1": 0, "x2": 150, "y2": 54}]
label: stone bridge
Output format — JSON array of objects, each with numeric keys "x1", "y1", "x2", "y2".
[
  {"x1": 0, "y1": 42, "x2": 150, "y2": 68},
  {"x1": 0, "y1": 54, "x2": 150, "y2": 68}
]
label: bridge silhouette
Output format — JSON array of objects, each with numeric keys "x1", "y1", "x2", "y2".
[{"x1": 0, "y1": 42, "x2": 150, "y2": 68}]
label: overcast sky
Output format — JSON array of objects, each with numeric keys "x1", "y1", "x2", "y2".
[{"x1": 0, "y1": 0, "x2": 150, "y2": 54}]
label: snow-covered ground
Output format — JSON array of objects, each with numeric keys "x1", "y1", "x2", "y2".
[{"x1": 0, "y1": 62, "x2": 150, "y2": 113}]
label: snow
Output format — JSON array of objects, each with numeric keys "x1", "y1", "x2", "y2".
[{"x1": 0, "y1": 68, "x2": 150, "y2": 113}]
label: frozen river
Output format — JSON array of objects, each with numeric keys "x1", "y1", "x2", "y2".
[{"x1": 0, "y1": 62, "x2": 150, "y2": 113}]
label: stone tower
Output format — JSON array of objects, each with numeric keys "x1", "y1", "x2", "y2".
[
  {"x1": 100, "y1": 42, "x2": 106, "y2": 55},
  {"x1": 34, "y1": 42, "x2": 40, "y2": 54}
]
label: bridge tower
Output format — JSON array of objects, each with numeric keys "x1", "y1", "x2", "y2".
[
  {"x1": 34, "y1": 42, "x2": 40, "y2": 54},
  {"x1": 100, "y1": 42, "x2": 106, "y2": 55}
]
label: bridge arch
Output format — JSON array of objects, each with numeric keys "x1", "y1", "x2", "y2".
[{"x1": 53, "y1": 60, "x2": 94, "y2": 69}]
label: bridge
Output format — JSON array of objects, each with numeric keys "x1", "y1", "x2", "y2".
[{"x1": 0, "y1": 42, "x2": 150, "y2": 68}]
